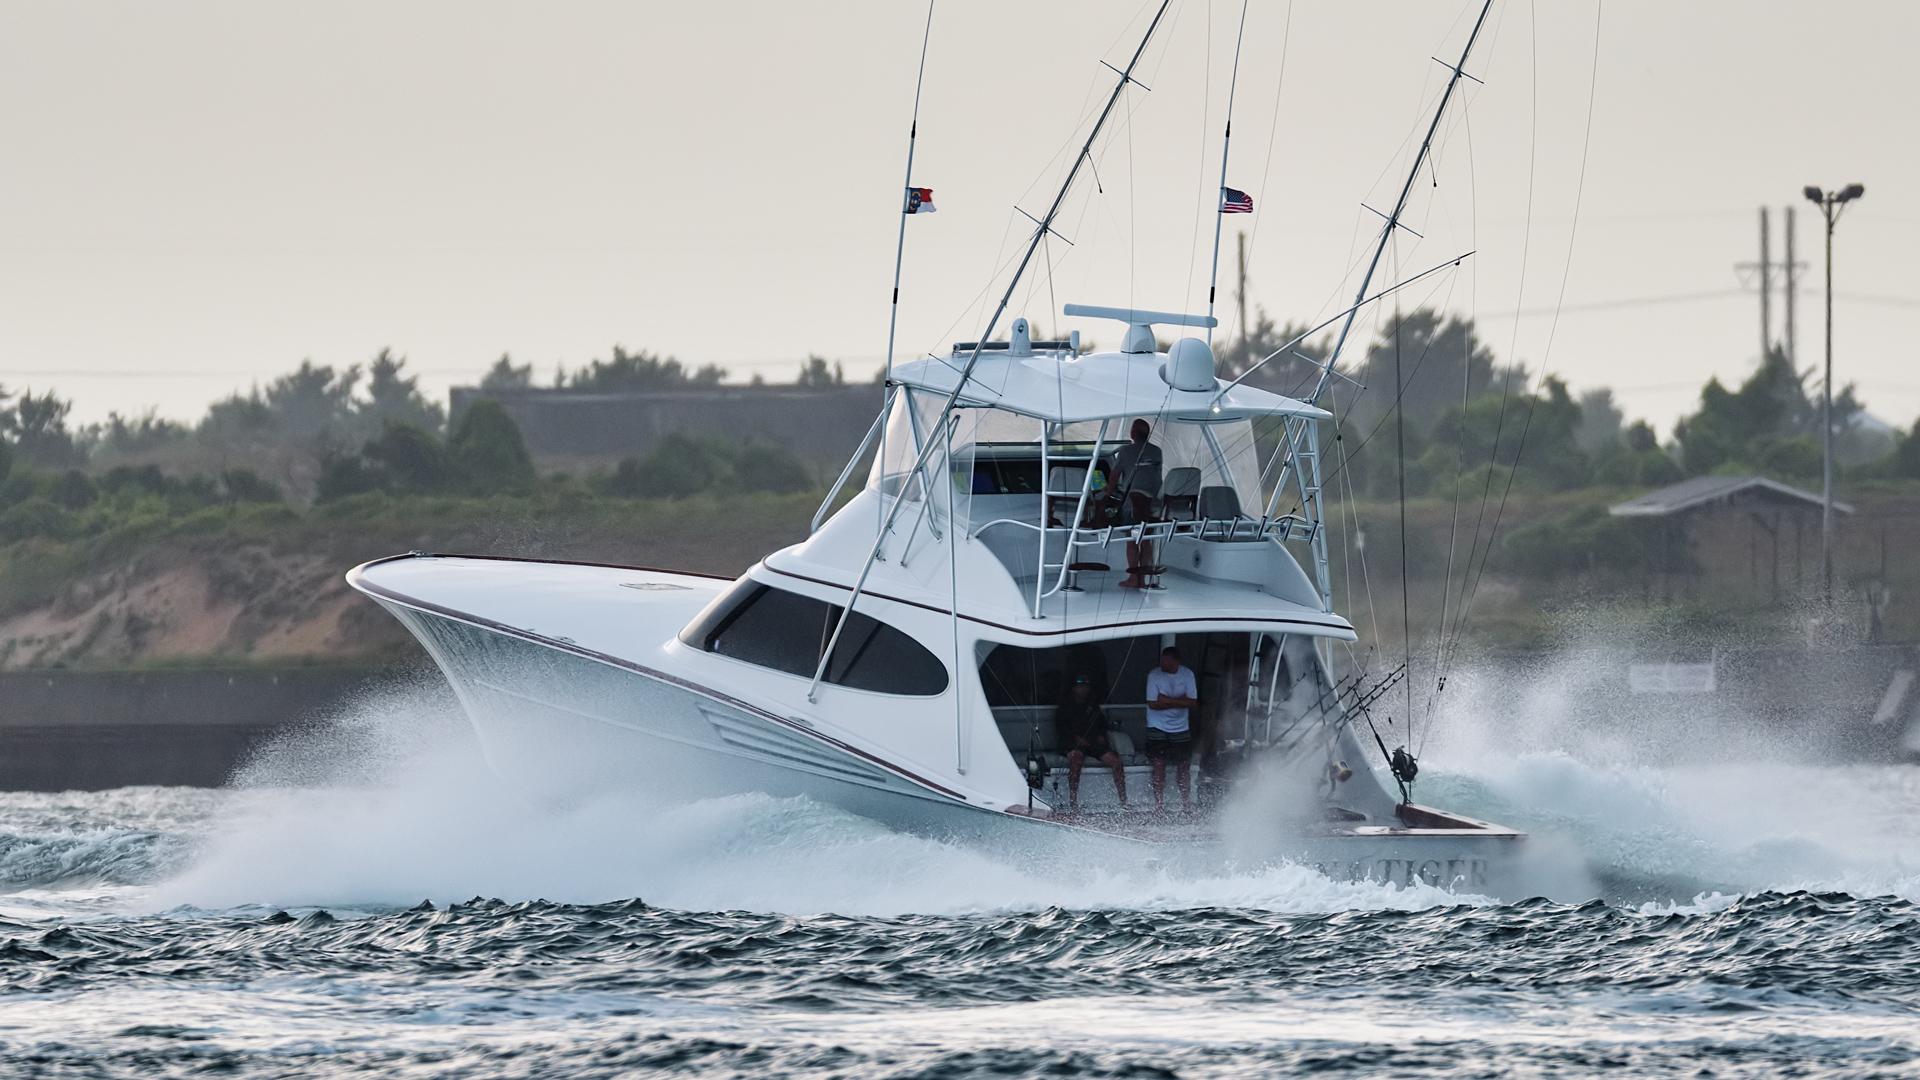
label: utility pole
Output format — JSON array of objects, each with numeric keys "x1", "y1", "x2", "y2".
[
  {"x1": 1804, "y1": 182, "x2": 1866, "y2": 607},
  {"x1": 1235, "y1": 231, "x2": 1250, "y2": 348},
  {"x1": 1783, "y1": 206, "x2": 1798, "y2": 367},
  {"x1": 1735, "y1": 206, "x2": 1774, "y2": 359},
  {"x1": 1759, "y1": 207, "x2": 1772, "y2": 358}
]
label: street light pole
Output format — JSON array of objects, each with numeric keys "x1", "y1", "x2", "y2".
[{"x1": 1803, "y1": 182, "x2": 1865, "y2": 608}]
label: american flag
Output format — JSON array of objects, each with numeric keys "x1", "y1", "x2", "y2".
[
  {"x1": 1220, "y1": 186, "x2": 1254, "y2": 214},
  {"x1": 905, "y1": 186, "x2": 937, "y2": 214}
]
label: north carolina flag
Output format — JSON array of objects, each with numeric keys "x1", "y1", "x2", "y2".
[
  {"x1": 905, "y1": 186, "x2": 937, "y2": 214},
  {"x1": 1221, "y1": 186, "x2": 1254, "y2": 213}
]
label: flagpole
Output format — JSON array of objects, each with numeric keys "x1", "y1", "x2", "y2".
[
  {"x1": 879, "y1": 0, "x2": 936, "y2": 541},
  {"x1": 1204, "y1": 0, "x2": 1250, "y2": 347}
]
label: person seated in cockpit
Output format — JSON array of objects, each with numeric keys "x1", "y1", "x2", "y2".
[{"x1": 1055, "y1": 674, "x2": 1125, "y2": 812}]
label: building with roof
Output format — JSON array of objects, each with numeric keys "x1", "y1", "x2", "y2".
[
  {"x1": 1609, "y1": 474, "x2": 1851, "y2": 603},
  {"x1": 448, "y1": 384, "x2": 882, "y2": 470}
]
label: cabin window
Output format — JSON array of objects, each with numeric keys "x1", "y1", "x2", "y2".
[
  {"x1": 969, "y1": 457, "x2": 1045, "y2": 495},
  {"x1": 683, "y1": 581, "x2": 948, "y2": 696}
]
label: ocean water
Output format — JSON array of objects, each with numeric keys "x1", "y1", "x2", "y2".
[{"x1": 2, "y1": 681, "x2": 1918, "y2": 1078}]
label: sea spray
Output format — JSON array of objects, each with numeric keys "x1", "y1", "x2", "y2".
[
  {"x1": 141, "y1": 640, "x2": 1920, "y2": 914},
  {"x1": 1414, "y1": 638, "x2": 1920, "y2": 902},
  {"x1": 153, "y1": 678, "x2": 1477, "y2": 915}
]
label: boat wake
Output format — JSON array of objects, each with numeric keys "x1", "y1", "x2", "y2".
[
  {"x1": 4, "y1": 655, "x2": 1905, "y2": 918},
  {"x1": 1414, "y1": 646, "x2": 1920, "y2": 906},
  {"x1": 150, "y1": 683, "x2": 1472, "y2": 916}
]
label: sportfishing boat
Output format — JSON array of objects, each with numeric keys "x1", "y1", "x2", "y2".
[{"x1": 349, "y1": 0, "x2": 1525, "y2": 893}]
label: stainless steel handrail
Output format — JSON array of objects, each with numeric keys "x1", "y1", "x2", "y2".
[{"x1": 970, "y1": 514, "x2": 1319, "y2": 547}]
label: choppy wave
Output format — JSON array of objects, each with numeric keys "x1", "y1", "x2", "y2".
[
  {"x1": 3, "y1": 665, "x2": 1920, "y2": 1076},
  {"x1": 2, "y1": 889, "x2": 1916, "y2": 1077},
  {"x1": 0, "y1": 788, "x2": 218, "y2": 890}
]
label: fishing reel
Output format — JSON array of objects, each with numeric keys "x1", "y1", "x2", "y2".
[
  {"x1": 1022, "y1": 722, "x2": 1051, "y2": 790},
  {"x1": 1389, "y1": 746, "x2": 1419, "y2": 786},
  {"x1": 1024, "y1": 754, "x2": 1049, "y2": 789}
]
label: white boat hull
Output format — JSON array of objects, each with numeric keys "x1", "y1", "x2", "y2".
[{"x1": 370, "y1": 593, "x2": 1529, "y2": 896}]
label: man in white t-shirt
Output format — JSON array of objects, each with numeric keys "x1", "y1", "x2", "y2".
[{"x1": 1142, "y1": 646, "x2": 1198, "y2": 811}]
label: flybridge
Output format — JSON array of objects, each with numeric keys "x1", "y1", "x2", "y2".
[
  {"x1": 1062, "y1": 303, "x2": 1216, "y2": 356},
  {"x1": 953, "y1": 317, "x2": 1072, "y2": 359},
  {"x1": 951, "y1": 305, "x2": 1220, "y2": 363}
]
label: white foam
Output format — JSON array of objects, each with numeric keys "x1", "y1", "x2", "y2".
[
  {"x1": 135, "y1": 653, "x2": 1920, "y2": 914},
  {"x1": 139, "y1": 677, "x2": 1484, "y2": 916}
]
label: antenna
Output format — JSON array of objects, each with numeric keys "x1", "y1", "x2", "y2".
[
  {"x1": 1204, "y1": 0, "x2": 1251, "y2": 346},
  {"x1": 807, "y1": 1, "x2": 1175, "y2": 704},
  {"x1": 877, "y1": 0, "x2": 937, "y2": 542},
  {"x1": 882, "y1": 0, "x2": 937, "y2": 390},
  {"x1": 1308, "y1": 0, "x2": 1496, "y2": 404}
]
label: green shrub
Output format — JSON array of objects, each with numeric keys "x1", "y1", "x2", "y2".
[
  {"x1": 448, "y1": 400, "x2": 535, "y2": 493},
  {"x1": 0, "y1": 497, "x2": 78, "y2": 543},
  {"x1": 733, "y1": 443, "x2": 814, "y2": 494}
]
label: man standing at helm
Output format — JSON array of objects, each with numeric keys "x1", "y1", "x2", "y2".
[{"x1": 1112, "y1": 418, "x2": 1163, "y2": 589}]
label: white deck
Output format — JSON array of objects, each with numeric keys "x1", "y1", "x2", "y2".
[{"x1": 347, "y1": 555, "x2": 725, "y2": 667}]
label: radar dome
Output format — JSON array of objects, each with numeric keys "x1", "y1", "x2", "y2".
[{"x1": 1161, "y1": 337, "x2": 1217, "y2": 392}]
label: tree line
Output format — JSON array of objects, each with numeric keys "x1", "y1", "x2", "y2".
[
  {"x1": 3, "y1": 313, "x2": 1918, "y2": 520},
  {"x1": 1221, "y1": 307, "x2": 1907, "y2": 500}
]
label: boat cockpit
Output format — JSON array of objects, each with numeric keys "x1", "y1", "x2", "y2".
[{"x1": 981, "y1": 629, "x2": 1400, "y2": 820}]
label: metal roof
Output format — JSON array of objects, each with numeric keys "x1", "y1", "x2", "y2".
[{"x1": 1608, "y1": 474, "x2": 1854, "y2": 518}]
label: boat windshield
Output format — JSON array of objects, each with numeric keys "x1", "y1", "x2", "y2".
[{"x1": 867, "y1": 387, "x2": 1273, "y2": 526}]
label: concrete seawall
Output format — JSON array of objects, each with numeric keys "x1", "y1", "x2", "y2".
[{"x1": 0, "y1": 667, "x2": 448, "y2": 791}]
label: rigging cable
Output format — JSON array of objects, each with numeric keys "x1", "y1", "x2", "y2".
[
  {"x1": 1394, "y1": 305, "x2": 1414, "y2": 760},
  {"x1": 1429, "y1": 97, "x2": 1480, "y2": 727},
  {"x1": 1442, "y1": 0, "x2": 1605, "y2": 701},
  {"x1": 1442, "y1": 0, "x2": 1537, "y2": 679},
  {"x1": 1184, "y1": 0, "x2": 1217, "y2": 318}
]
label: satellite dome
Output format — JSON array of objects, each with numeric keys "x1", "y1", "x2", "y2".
[{"x1": 1161, "y1": 337, "x2": 1217, "y2": 392}]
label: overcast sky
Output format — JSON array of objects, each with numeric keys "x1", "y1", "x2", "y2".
[{"x1": 2, "y1": 0, "x2": 1915, "y2": 433}]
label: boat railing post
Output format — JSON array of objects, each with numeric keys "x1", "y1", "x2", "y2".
[
  {"x1": 1302, "y1": 420, "x2": 1333, "y2": 611},
  {"x1": 1034, "y1": 419, "x2": 1051, "y2": 618},
  {"x1": 946, "y1": 411, "x2": 968, "y2": 775},
  {"x1": 902, "y1": 392, "x2": 944, "y2": 542},
  {"x1": 813, "y1": 397, "x2": 891, "y2": 535},
  {"x1": 1041, "y1": 419, "x2": 1109, "y2": 605}
]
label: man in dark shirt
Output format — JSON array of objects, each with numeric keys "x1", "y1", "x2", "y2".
[
  {"x1": 1056, "y1": 674, "x2": 1126, "y2": 812},
  {"x1": 1112, "y1": 418, "x2": 1163, "y2": 589}
]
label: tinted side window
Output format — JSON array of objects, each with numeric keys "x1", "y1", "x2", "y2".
[
  {"x1": 707, "y1": 586, "x2": 834, "y2": 677},
  {"x1": 824, "y1": 609, "x2": 950, "y2": 695},
  {"x1": 692, "y1": 583, "x2": 947, "y2": 696}
]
